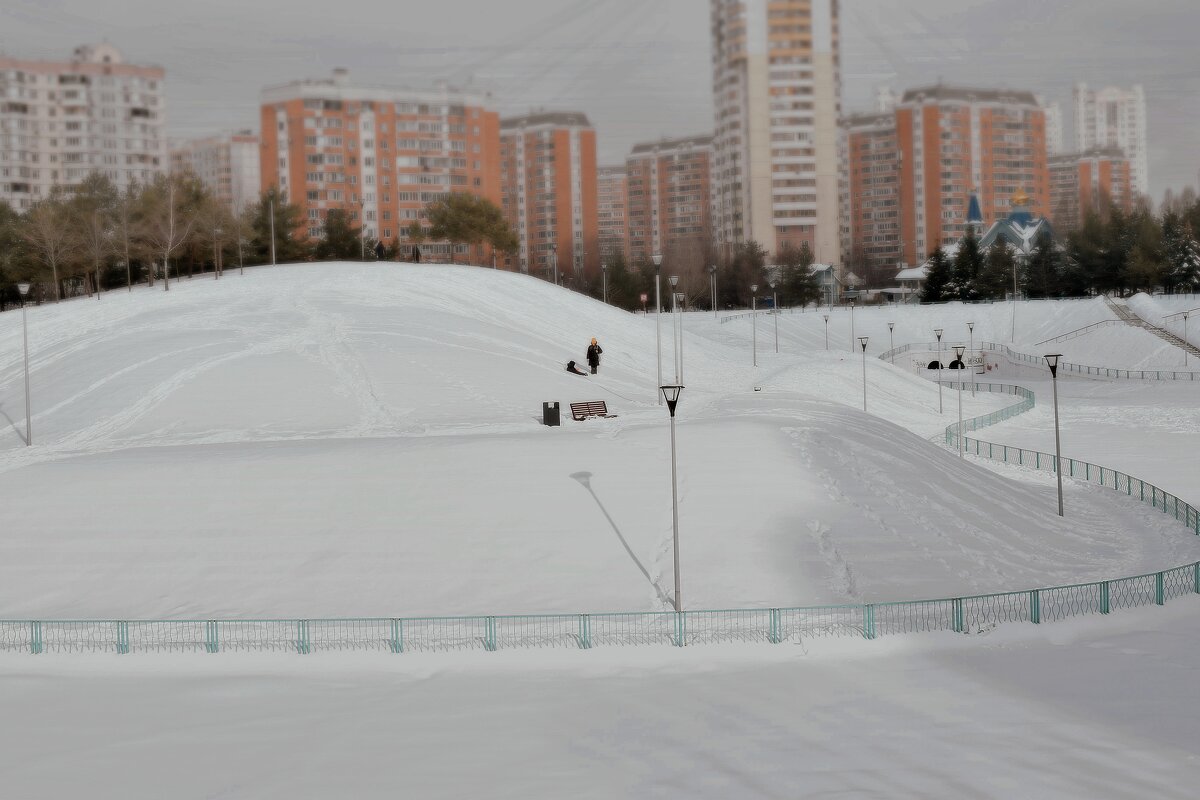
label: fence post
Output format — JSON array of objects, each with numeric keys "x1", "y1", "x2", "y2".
[
  {"x1": 673, "y1": 612, "x2": 685, "y2": 647},
  {"x1": 1100, "y1": 582, "x2": 1110, "y2": 614},
  {"x1": 484, "y1": 616, "x2": 497, "y2": 651},
  {"x1": 863, "y1": 604, "x2": 876, "y2": 640},
  {"x1": 116, "y1": 621, "x2": 129, "y2": 655},
  {"x1": 578, "y1": 614, "x2": 592, "y2": 650},
  {"x1": 1155, "y1": 573, "x2": 1165, "y2": 606},
  {"x1": 389, "y1": 618, "x2": 403, "y2": 653},
  {"x1": 1030, "y1": 590, "x2": 1041, "y2": 624},
  {"x1": 297, "y1": 620, "x2": 310, "y2": 654},
  {"x1": 205, "y1": 620, "x2": 219, "y2": 654},
  {"x1": 30, "y1": 621, "x2": 42, "y2": 655},
  {"x1": 952, "y1": 599, "x2": 964, "y2": 633},
  {"x1": 768, "y1": 608, "x2": 782, "y2": 644},
  {"x1": 1194, "y1": 563, "x2": 1200, "y2": 595}
]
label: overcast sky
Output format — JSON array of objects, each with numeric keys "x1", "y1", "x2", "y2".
[{"x1": 4, "y1": 0, "x2": 1197, "y2": 197}]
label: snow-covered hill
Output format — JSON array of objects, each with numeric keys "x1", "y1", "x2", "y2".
[{"x1": 0, "y1": 263, "x2": 1195, "y2": 619}]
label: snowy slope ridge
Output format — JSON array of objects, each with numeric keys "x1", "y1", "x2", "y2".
[{"x1": 0, "y1": 263, "x2": 1197, "y2": 621}]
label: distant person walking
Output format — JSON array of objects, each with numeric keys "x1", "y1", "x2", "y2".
[{"x1": 587, "y1": 338, "x2": 603, "y2": 375}]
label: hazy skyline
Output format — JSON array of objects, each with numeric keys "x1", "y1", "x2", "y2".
[{"x1": 3, "y1": 0, "x2": 1197, "y2": 197}]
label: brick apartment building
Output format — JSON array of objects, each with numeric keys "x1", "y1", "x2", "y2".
[
  {"x1": 597, "y1": 165, "x2": 628, "y2": 265},
  {"x1": 499, "y1": 111, "x2": 598, "y2": 279},
  {"x1": 1049, "y1": 147, "x2": 1133, "y2": 231},
  {"x1": 625, "y1": 135, "x2": 714, "y2": 267},
  {"x1": 170, "y1": 130, "x2": 261, "y2": 212},
  {"x1": 260, "y1": 69, "x2": 501, "y2": 261}
]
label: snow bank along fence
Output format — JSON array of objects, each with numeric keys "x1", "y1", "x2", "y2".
[
  {"x1": 881, "y1": 341, "x2": 1200, "y2": 381},
  {"x1": 2, "y1": 384, "x2": 1198, "y2": 656}
]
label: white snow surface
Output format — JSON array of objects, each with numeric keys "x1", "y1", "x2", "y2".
[
  {"x1": 4, "y1": 265, "x2": 1200, "y2": 798},
  {"x1": 2, "y1": 263, "x2": 1197, "y2": 619}
]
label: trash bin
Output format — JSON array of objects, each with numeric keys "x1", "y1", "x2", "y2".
[{"x1": 542, "y1": 402, "x2": 561, "y2": 427}]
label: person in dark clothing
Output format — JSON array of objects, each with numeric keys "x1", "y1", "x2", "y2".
[
  {"x1": 566, "y1": 360, "x2": 588, "y2": 376},
  {"x1": 587, "y1": 338, "x2": 603, "y2": 374},
  {"x1": 412, "y1": 245, "x2": 421, "y2": 263},
  {"x1": 374, "y1": 241, "x2": 386, "y2": 260}
]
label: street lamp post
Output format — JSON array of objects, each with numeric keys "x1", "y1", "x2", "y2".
[
  {"x1": 661, "y1": 384, "x2": 685, "y2": 613},
  {"x1": 888, "y1": 322, "x2": 895, "y2": 352},
  {"x1": 238, "y1": 238, "x2": 246, "y2": 275},
  {"x1": 967, "y1": 322, "x2": 975, "y2": 396},
  {"x1": 709, "y1": 264, "x2": 718, "y2": 321},
  {"x1": 953, "y1": 345, "x2": 966, "y2": 458},
  {"x1": 602, "y1": 262, "x2": 608, "y2": 304},
  {"x1": 359, "y1": 200, "x2": 366, "y2": 262},
  {"x1": 1184, "y1": 312, "x2": 1190, "y2": 367},
  {"x1": 750, "y1": 283, "x2": 758, "y2": 367},
  {"x1": 849, "y1": 297, "x2": 856, "y2": 353},
  {"x1": 669, "y1": 275, "x2": 681, "y2": 382},
  {"x1": 552, "y1": 243, "x2": 559, "y2": 286},
  {"x1": 934, "y1": 328, "x2": 944, "y2": 414},
  {"x1": 653, "y1": 253, "x2": 663, "y2": 404},
  {"x1": 823, "y1": 314, "x2": 829, "y2": 351},
  {"x1": 268, "y1": 199, "x2": 277, "y2": 266},
  {"x1": 17, "y1": 282, "x2": 31, "y2": 446},
  {"x1": 213, "y1": 226, "x2": 222, "y2": 280},
  {"x1": 1045, "y1": 354, "x2": 1065, "y2": 517},
  {"x1": 859, "y1": 336, "x2": 869, "y2": 412},
  {"x1": 769, "y1": 279, "x2": 779, "y2": 353}
]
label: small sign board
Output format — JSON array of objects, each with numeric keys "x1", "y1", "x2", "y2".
[{"x1": 640, "y1": 293, "x2": 648, "y2": 303}]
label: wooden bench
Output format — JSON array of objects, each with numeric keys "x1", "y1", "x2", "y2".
[{"x1": 570, "y1": 400, "x2": 614, "y2": 421}]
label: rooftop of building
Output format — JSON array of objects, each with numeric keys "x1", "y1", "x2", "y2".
[
  {"x1": 500, "y1": 111, "x2": 592, "y2": 130},
  {"x1": 261, "y1": 68, "x2": 491, "y2": 107},
  {"x1": 1049, "y1": 146, "x2": 1128, "y2": 165},
  {"x1": 0, "y1": 43, "x2": 164, "y2": 76},
  {"x1": 629, "y1": 134, "x2": 714, "y2": 157},
  {"x1": 900, "y1": 84, "x2": 1039, "y2": 107},
  {"x1": 842, "y1": 112, "x2": 894, "y2": 129}
]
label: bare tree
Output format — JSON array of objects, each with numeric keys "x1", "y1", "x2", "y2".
[
  {"x1": 68, "y1": 173, "x2": 120, "y2": 299},
  {"x1": 20, "y1": 197, "x2": 71, "y2": 301},
  {"x1": 137, "y1": 174, "x2": 199, "y2": 292}
]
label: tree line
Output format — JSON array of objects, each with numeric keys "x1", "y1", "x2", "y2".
[
  {"x1": 0, "y1": 173, "x2": 519, "y2": 311},
  {"x1": 921, "y1": 202, "x2": 1200, "y2": 304}
]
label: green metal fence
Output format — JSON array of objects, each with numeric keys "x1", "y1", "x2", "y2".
[{"x1": 3, "y1": 376, "x2": 1197, "y2": 655}]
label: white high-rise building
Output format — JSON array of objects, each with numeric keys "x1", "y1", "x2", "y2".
[
  {"x1": 1073, "y1": 83, "x2": 1149, "y2": 199},
  {"x1": 710, "y1": 0, "x2": 842, "y2": 268},
  {"x1": 0, "y1": 44, "x2": 167, "y2": 210},
  {"x1": 170, "y1": 131, "x2": 261, "y2": 212},
  {"x1": 1041, "y1": 99, "x2": 1064, "y2": 156}
]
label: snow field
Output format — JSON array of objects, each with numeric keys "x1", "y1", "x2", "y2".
[{"x1": 2, "y1": 263, "x2": 1197, "y2": 621}]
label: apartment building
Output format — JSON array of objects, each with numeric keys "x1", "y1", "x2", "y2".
[
  {"x1": 1074, "y1": 83, "x2": 1148, "y2": 199},
  {"x1": 843, "y1": 112, "x2": 901, "y2": 283},
  {"x1": 625, "y1": 135, "x2": 714, "y2": 266},
  {"x1": 1049, "y1": 147, "x2": 1132, "y2": 231},
  {"x1": 0, "y1": 43, "x2": 166, "y2": 210},
  {"x1": 894, "y1": 85, "x2": 1048, "y2": 266},
  {"x1": 710, "y1": 0, "x2": 841, "y2": 266},
  {"x1": 597, "y1": 165, "x2": 629, "y2": 265},
  {"x1": 260, "y1": 69, "x2": 501, "y2": 261},
  {"x1": 170, "y1": 130, "x2": 261, "y2": 212},
  {"x1": 499, "y1": 111, "x2": 597, "y2": 278}
]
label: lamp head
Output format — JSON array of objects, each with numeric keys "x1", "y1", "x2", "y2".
[
  {"x1": 669, "y1": 275, "x2": 679, "y2": 288},
  {"x1": 708, "y1": 264, "x2": 717, "y2": 275},
  {"x1": 858, "y1": 336, "x2": 869, "y2": 352},
  {"x1": 954, "y1": 345, "x2": 966, "y2": 359},
  {"x1": 660, "y1": 384, "x2": 684, "y2": 417},
  {"x1": 934, "y1": 328, "x2": 944, "y2": 340},
  {"x1": 823, "y1": 314, "x2": 829, "y2": 322},
  {"x1": 17, "y1": 282, "x2": 30, "y2": 296},
  {"x1": 888, "y1": 322, "x2": 894, "y2": 331},
  {"x1": 750, "y1": 283, "x2": 758, "y2": 293},
  {"x1": 1044, "y1": 353, "x2": 1062, "y2": 376},
  {"x1": 967, "y1": 322, "x2": 974, "y2": 332},
  {"x1": 652, "y1": 253, "x2": 663, "y2": 268}
]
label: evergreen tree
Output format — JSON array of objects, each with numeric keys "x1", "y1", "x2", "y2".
[
  {"x1": 777, "y1": 241, "x2": 820, "y2": 307},
  {"x1": 921, "y1": 248, "x2": 952, "y2": 303},
  {"x1": 425, "y1": 192, "x2": 518, "y2": 265},
  {"x1": 1160, "y1": 212, "x2": 1200, "y2": 292},
  {"x1": 977, "y1": 239, "x2": 1015, "y2": 300},
  {"x1": 949, "y1": 226, "x2": 984, "y2": 301},
  {"x1": 314, "y1": 209, "x2": 363, "y2": 260},
  {"x1": 1021, "y1": 232, "x2": 1061, "y2": 298},
  {"x1": 247, "y1": 187, "x2": 308, "y2": 265}
]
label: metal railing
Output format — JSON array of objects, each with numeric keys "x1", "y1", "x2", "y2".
[
  {"x1": 1032, "y1": 319, "x2": 1124, "y2": 345},
  {"x1": 3, "y1": 381, "x2": 1196, "y2": 655},
  {"x1": 880, "y1": 340, "x2": 1200, "y2": 381}
]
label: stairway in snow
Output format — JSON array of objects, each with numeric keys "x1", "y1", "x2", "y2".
[{"x1": 1103, "y1": 295, "x2": 1200, "y2": 360}]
